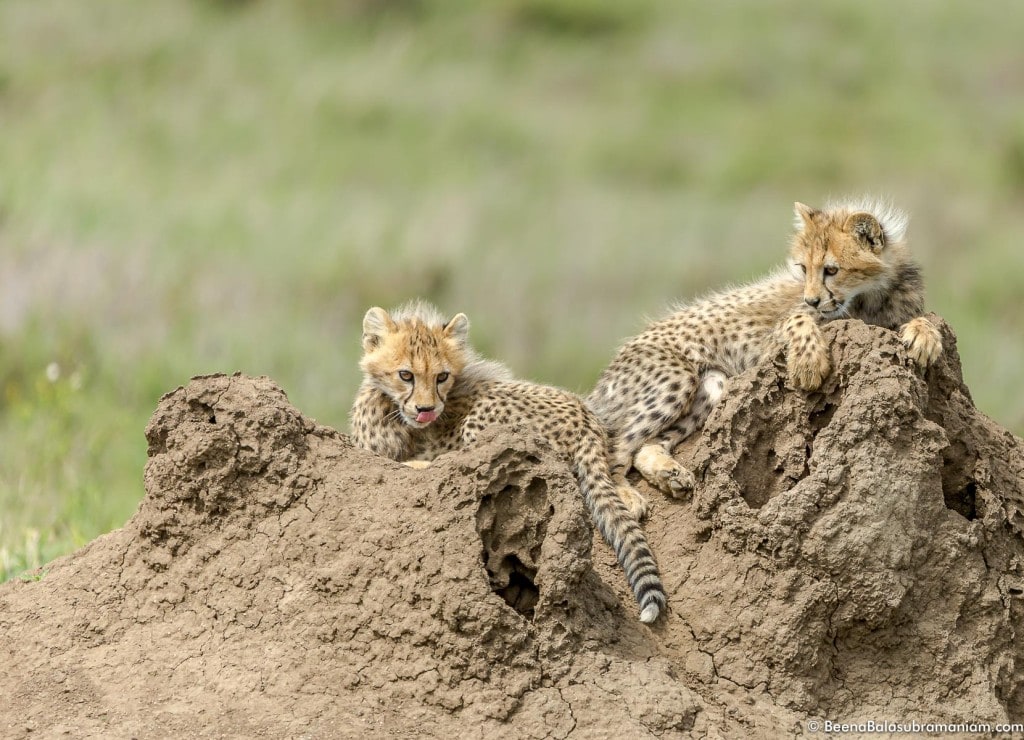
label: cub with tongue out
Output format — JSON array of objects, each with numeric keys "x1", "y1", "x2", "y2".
[{"x1": 350, "y1": 300, "x2": 668, "y2": 624}]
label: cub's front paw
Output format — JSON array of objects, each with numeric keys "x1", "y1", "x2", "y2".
[
  {"x1": 634, "y1": 444, "x2": 696, "y2": 498},
  {"x1": 616, "y1": 484, "x2": 650, "y2": 520},
  {"x1": 787, "y1": 347, "x2": 831, "y2": 391},
  {"x1": 900, "y1": 317, "x2": 942, "y2": 369}
]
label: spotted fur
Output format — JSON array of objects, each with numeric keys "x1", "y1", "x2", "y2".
[
  {"x1": 350, "y1": 301, "x2": 667, "y2": 623},
  {"x1": 588, "y1": 198, "x2": 942, "y2": 497}
]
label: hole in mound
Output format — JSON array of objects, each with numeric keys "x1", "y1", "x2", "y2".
[
  {"x1": 189, "y1": 401, "x2": 217, "y2": 424},
  {"x1": 944, "y1": 480, "x2": 978, "y2": 521},
  {"x1": 940, "y1": 441, "x2": 979, "y2": 521},
  {"x1": 808, "y1": 403, "x2": 836, "y2": 434},
  {"x1": 491, "y1": 555, "x2": 540, "y2": 618},
  {"x1": 525, "y1": 476, "x2": 547, "y2": 499},
  {"x1": 476, "y1": 475, "x2": 551, "y2": 620}
]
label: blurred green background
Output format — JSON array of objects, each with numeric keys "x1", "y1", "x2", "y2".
[{"x1": 1, "y1": 0, "x2": 1022, "y2": 580}]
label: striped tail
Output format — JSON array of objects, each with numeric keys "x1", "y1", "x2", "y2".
[{"x1": 575, "y1": 437, "x2": 667, "y2": 623}]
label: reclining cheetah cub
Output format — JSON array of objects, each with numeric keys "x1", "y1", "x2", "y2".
[
  {"x1": 588, "y1": 198, "x2": 943, "y2": 502},
  {"x1": 350, "y1": 301, "x2": 667, "y2": 623}
]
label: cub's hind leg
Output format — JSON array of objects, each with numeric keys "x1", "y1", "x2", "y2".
[
  {"x1": 613, "y1": 479, "x2": 651, "y2": 521},
  {"x1": 603, "y1": 438, "x2": 652, "y2": 521},
  {"x1": 634, "y1": 370, "x2": 727, "y2": 498},
  {"x1": 600, "y1": 355, "x2": 703, "y2": 494}
]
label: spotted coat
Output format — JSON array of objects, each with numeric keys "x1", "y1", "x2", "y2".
[
  {"x1": 351, "y1": 301, "x2": 667, "y2": 624},
  {"x1": 588, "y1": 198, "x2": 943, "y2": 497}
]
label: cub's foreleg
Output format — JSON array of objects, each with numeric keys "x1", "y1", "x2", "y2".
[
  {"x1": 350, "y1": 387, "x2": 413, "y2": 461},
  {"x1": 899, "y1": 316, "x2": 942, "y2": 369},
  {"x1": 781, "y1": 308, "x2": 831, "y2": 391}
]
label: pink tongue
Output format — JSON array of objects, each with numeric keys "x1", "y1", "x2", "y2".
[{"x1": 416, "y1": 410, "x2": 438, "y2": 424}]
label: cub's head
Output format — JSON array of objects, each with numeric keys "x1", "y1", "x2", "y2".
[
  {"x1": 359, "y1": 303, "x2": 470, "y2": 429},
  {"x1": 789, "y1": 199, "x2": 909, "y2": 318}
]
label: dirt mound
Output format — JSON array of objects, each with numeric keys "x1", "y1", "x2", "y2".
[{"x1": 1, "y1": 317, "x2": 1022, "y2": 738}]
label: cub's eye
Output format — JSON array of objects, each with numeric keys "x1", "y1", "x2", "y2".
[
  {"x1": 436, "y1": 372, "x2": 450, "y2": 384},
  {"x1": 398, "y1": 370, "x2": 413, "y2": 382},
  {"x1": 796, "y1": 264, "x2": 806, "y2": 274},
  {"x1": 824, "y1": 266, "x2": 839, "y2": 276}
]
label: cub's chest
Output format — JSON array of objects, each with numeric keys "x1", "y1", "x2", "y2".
[{"x1": 408, "y1": 421, "x2": 462, "y2": 458}]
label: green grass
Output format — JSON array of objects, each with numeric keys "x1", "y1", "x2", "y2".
[{"x1": 2, "y1": 0, "x2": 1023, "y2": 581}]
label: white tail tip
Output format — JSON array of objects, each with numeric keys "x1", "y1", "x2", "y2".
[{"x1": 639, "y1": 604, "x2": 660, "y2": 624}]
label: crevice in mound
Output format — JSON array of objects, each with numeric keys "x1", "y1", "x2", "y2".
[
  {"x1": 491, "y1": 555, "x2": 540, "y2": 618},
  {"x1": 476, "y1": 476, "x2": 551, "y2": 620},
  {"x1": 945, "y1": 480, "x2": 978, "y2": 521},
  {"x1": 939, "y1": 441, "x2": 980, "y2": 521},
  {"x1": 808, "y1": 403, "x2": 836, "y2": 434},
  {"x1": 189, "y1": 400, "x2": 218, "y2": 424}
]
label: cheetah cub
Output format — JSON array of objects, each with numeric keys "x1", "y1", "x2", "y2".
[
  {"x1": 350, "y1": 301, "x2": 667, "y2": 623},
  {"x1": 588, "y1": 198, "x2": 943, "y2": 500}
]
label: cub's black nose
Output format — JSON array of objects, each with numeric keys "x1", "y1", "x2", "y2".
[{"x1": 804, "y1": 297, "x2": 821, "y2": 308}]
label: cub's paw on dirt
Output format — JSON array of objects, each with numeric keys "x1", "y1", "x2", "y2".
[
  {"x1": 615, "y1": 483, "x2": 650, "y2": 520},
  {"x1": 787, "y1": 346, "x2": 831, "y2": 391},
  {"x1": 900, "y1": 317, "x2": 943, "y2": 369},
  {"x1": 634, "y1": 444, "x2": 696, "y2": 498}
]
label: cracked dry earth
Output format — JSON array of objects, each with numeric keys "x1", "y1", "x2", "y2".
[{"x1": 2, "y1": 317, "x2": 1023, "y2": 738}]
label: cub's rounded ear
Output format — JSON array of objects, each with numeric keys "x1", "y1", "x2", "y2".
[
  {"x1": 793, "y1": 202, "x2": 820, "y2": 231},
  {"x1": 443, "y1": 313, "x2": 470, "y2": 346},
  {"x1": 362, "y1": 307, "x2": 394, "y2": 352},
  {"x1": 845, "y1": 212, "x2": 885, "y2": 252}
]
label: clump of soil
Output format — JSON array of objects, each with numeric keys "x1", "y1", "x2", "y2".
[{"x1": 1, "y1": 317, "x2": 1022, "y2": 738}]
